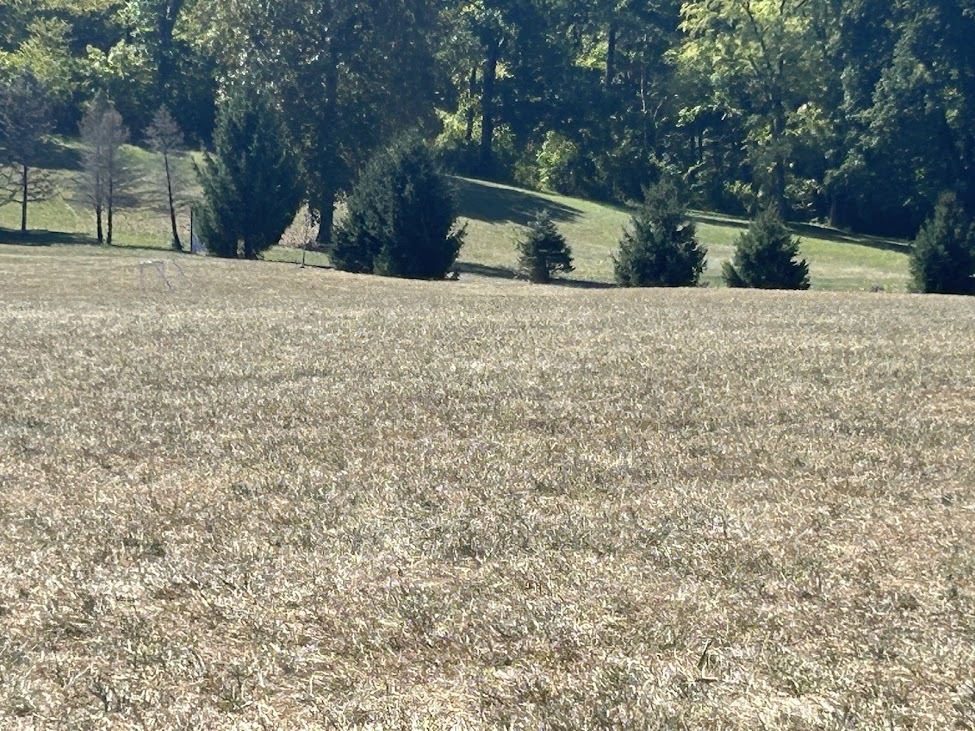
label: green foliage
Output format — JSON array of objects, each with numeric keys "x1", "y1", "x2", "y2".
[
  {"x1": 908, "y1": 192, "x2": 975, "y2": 295},
  {"x1": 614, "y1": 180, "x2": 707, "y2": 287},
  {"x1": 0, "y1": 17, "x2": 78, "y2": 129},
  {"x1": 195, "y1": 85, "x2": 302, "y2": 259},
  {"x1": 0, "y1": 68, "x2": 57, "y2": 230},
  {"x1": 3, "y1": 0, "x2": 975, "y2": 244},
  {"x1": 330, "y1": 137, "x2": 465, "y2": 279},
  {"x1": 517, "y1": 214, "x2": 573, "y2": 283},
  {"x1": 722, "y1": 207, "x2": 810, "y2": 290},
  {"x1": 82, "y1": 41, "x2": 156, "y2": 132},
  {"x1": 535, "y1": 131, "x2": 584, "y2": 196}
]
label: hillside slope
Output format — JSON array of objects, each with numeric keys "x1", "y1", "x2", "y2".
[
  {"x1": 451, "y1": 178, "x2": 910, "y2": 291},
  {"x1": 0, "y1": 144, "x2": 909, "y2": 290}
]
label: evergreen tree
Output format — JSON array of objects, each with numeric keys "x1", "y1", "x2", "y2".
[
  {"x1": 908, "y1": 192, "x2": 975, "y2": 295},
  {"x1": 517, "y1": 213, "x2": 573, "y2": 283},
  {"x1": 614, "y1": 180, "x2": 707, "y2": 287},
  {"x1": 331, "y1": 137, "x2": 465, "y2": 279},
  {"x1": 195, "y1": 85, "x2": 302, "y2": 259},
  {"x1": 722, "y1": 207, "x2": 811, "y2": 289}
]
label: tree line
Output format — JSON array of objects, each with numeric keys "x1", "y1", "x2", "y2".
[
  {"x1": 1, "y1": 0, "x2": 974, "y2": 239},
  {"x1": 1, "y1": 0, "x2": 973, "y2": 294}
]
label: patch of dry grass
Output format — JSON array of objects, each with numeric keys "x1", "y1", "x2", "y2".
[{"x1": 0, "y1": 245, "x2": 973, "y2": 729}]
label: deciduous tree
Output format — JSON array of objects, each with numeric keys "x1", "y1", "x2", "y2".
[
  {"x1": 77, "y1": 95, "x2": 134, "y2": 246},
  {"x1": 0, "y1": 69, "x2": 57, "y2": 232},
  {"x1": 145, "y1": 105, "x2": 189, "y2": 250}
]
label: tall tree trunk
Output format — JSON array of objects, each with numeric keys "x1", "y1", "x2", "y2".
[
  {"x1": 107, "y1": 179, "x2": 114, "y2": 246},
  {"x1": 316, "y1": 50, "x2": 340, "y2": 246},
  {"x1": 770, "y1": 99, "x2": 788, "y2": 219},
  {"x1": 156, "y1": 0, "x2": 185, "y2": 97},
  {"x1": 163, "y1": 151, "x2": 181, "y2": 250},
  {"x1": 96, "y1": 205, "x2": 104, "y2": 244},
  {"x1": 605, "y1": 24, "x2": 617, "y2": 87},
  {"x1": 318, "y1": 188, "x2": 336, "y2": 247},
  {"x1": 479, "y1": 42, "x2": 500, "y2": 177},
  {"x1": 20, "y1": 163, "x2": 28, "y2": 232},
  {"x1": 828, "y1": 192, "x2": 842, "y2": 228},
  {"x1": 465, "y1": 66, "x2": 477, "y2": 143}
]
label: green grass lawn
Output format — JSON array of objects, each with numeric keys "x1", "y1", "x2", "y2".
[
  {"x1": 452, "y1": 177, "x2": 910, "y2": 291},
  {"x1": 0, "y1": 144, "x2": 911, "y2": 291}
]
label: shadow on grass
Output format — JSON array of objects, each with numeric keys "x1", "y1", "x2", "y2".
[
  {"x1": 691, "y1": 211, "x2": 911, "y2": 254},
  {"x1": 0, "y1": 228, "x2": 96, "y2": 246},
  {"x1": 455, "y1": 261, "x2": 614, "y2": 289},
  {"x1": 0, "y1": 228, "x2": 184, "y2": 259},
  {"x1": 455, "y1": 261, "x2": 520, "y2": 279},
  {"x1": 789, "y1": 222, "x2": 911, "y2": 254},
  {"x1": 37, "y1": 138, "x2": 83, "y2": 171},
  {"x1": 454, "y1": 178, "x2": 583, "y2": 226}
]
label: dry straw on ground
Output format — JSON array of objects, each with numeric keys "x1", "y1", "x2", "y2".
[{"x1": 0, "y1": 245, "x2": 973, "y2": 729}]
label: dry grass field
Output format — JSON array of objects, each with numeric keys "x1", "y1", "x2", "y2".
[{"x1": 1, "y1": 244, "x2": 974, "y2": 729}]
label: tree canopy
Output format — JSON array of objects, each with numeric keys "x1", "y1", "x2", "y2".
[{"x1": 1, "y1": 0, "x2": 974, "y2": 239}]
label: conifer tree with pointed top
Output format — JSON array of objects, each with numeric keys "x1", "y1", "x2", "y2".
[
  {"x1": 517, "y1": 213, "x2": 573, "y2": 283},
  {"x1": 330, "y1": 136, "x2": 465, "y2": 279},
  {"x1": 614, "y1": 179, "x2": 707, "y2": 287},
  {"x1": 196, "y1": 85, "x2": 302, "y2": 259},
  {"x1": 722, "y1": 207, "x2": 810, "y2": 290},
  {"x1": 908, "y1": 192, "x2": 975, "y2": 295}
]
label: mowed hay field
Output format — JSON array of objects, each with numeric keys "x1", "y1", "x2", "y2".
[{"x1": 1, "y1": 245, "x2": 974, "y2": 729}]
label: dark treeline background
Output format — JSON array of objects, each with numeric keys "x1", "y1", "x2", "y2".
[{"x1": 2, "y1": 0, "x2": 973, "y2": 239}]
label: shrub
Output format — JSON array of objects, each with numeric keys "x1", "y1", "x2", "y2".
[
  {"x1": 517, "y1": 214, "x2": 573, "y2": 283},
  {"x1": 614, "y1": 180, "x2": 707, "y2": 287},
  {"x1": 908, "y1": 192, "x2": 975, "y2": 295},
  {"x1": 722, "y1": 207, "x2": 810, "y2": 290},
  {"x1": 331, "y1": 137, "x2": 465, "y2": 279},
  {"x1": 195, "y1": 85, "x2": 302, "y2": 259},
  {"x1": 536, "y1": 131, "x2": 582, "y2": 195}
]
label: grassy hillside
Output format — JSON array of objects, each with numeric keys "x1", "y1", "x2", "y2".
[
  {"x1": 451, "y1": 178, "x2": 910, "y2": 291},
  {"x1": 1, "y1": 142, "x2": 910, "y2": 291},
  {"x1": 1, "y1": 245, "x2": 973, "y2": 728}
]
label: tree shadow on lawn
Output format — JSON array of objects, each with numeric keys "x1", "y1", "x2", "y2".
[
  {"x1": 691, "y1": 211, "x2": 911, "y2": 254},
  {"x1": 453, "y1": 177, "x2": 583, "y2": 226},
  {"x1": 0, "y1": 228, "x2": 95, "y2": 247},
  {"x1": 455, "y1": 261, "x2": 614, "y2": 289},
  {"x1": 36, "y1": 138, "x2": 83, "y2": 171},
  {"x1": 0, "y1": 228, "x2": 177, "y2": 258}
]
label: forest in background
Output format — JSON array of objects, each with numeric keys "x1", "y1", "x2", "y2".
[{"x1": 1, "y1": 0, "x2": 973, "y2": 240}]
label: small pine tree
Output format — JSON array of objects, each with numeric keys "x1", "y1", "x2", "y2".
[
  {"x1": 195, "y1": 85, "x2": 302, "y2": 259},
  {"x1": 908, "y1": 192, "x2": 975, "y2": 295},
  {"x1": 517, "y1": 214, "x2": 573, "y2": 283},
  {"x1": 722, "y1": 208, "x2": 810, "y2": 290},
  {"x1": 613, "y1": 180, "x2": 707, "y2": 287},
  {"x1": 331, "y1": 137, "x2": 465, "y2": 279}
]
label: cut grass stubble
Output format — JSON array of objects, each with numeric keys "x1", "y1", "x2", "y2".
[{"x1": 0, "y1": 247, "x2": 973, "y2": 728}]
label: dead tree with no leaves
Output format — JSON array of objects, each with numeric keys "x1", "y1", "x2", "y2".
[
  {"x1": 145, "y1": 106, "x2": 190, "y2": 251},
  {"x1": 78, "y1": 95, "x2": 133, "y2": 246}
]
